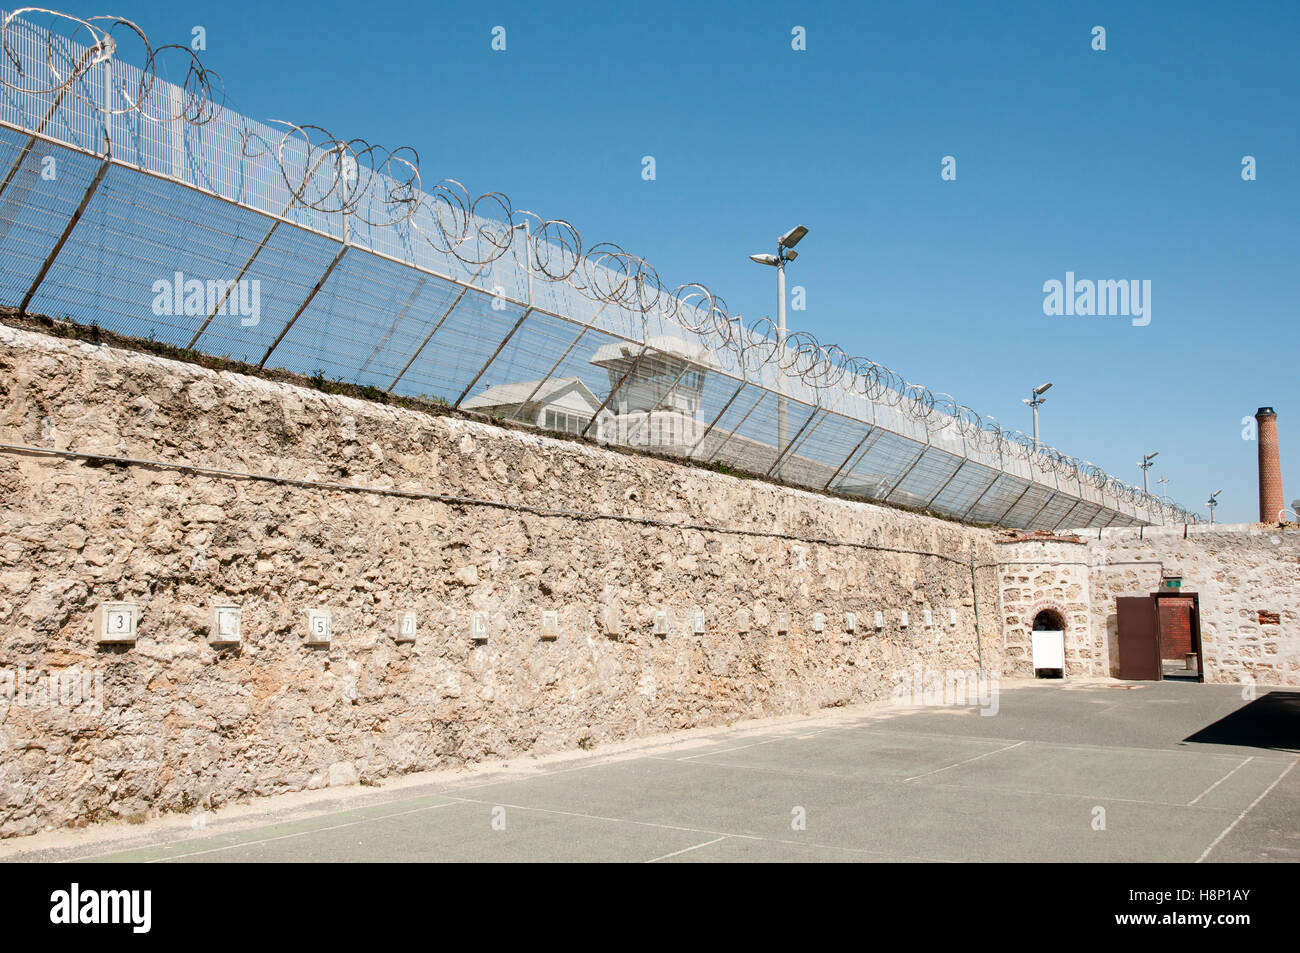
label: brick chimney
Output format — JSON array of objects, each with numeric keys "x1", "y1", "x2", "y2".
[{"x1": 1256, "y1": 407, "x2": 1284, "y2": 522}]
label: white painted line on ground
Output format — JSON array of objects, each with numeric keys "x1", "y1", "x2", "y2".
[
  {"x1": 1196, "y1": 759, "x2": 1297, "y2": 863},
  {"x1": 903, "y1": 740, "x2": 1027, "y2": 782},
  {"x1": 644, "y1": 836, "x2": 729, "y2": 863},
  {"x1": 436, "y1": 794, "x2": 943, "y2": 862},
  {"x1": 678, "y1": 736, "x2": 785, "y2": 760},
  {"x1": 1188, "y1": 756, "x2": 1254, "y2": 806},
  {"x1": 138, "y1": 800, "x2": 461, "y2": 863}
]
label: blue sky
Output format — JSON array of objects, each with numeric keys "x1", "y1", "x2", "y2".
[{"x1": 53, "y1": 0, "x2": 1300, "y2": 522}]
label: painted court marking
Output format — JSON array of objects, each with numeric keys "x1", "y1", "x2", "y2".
[
  {"x1": 1196, "y1": 759, "x2": 1297, "y2": 863},
  {"x1": 903, "y1": 740, "x2": 1027, "y2": 782},
  {"x1": 1188, "y1": 756, "x2": 1255, "y2": 806}
]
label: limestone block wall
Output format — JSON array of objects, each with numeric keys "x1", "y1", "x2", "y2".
[
  {"x1": 1088, "y1": 524, "x2": 1300, "y2": 686},
  {"x1": 0, "y1": 324, "x2": 1002, "y2": 836},
  {"x1": 994, "y1": 539, "x2": 1097, "y2": 677},
  {"x1": 994, "y1": 526, "x2": 1299, "y2": 686}
]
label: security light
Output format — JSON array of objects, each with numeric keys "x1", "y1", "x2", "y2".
[
  {"x1": 1033, "y1": 382, "x2": 1053, "y2": 396},
  {"x1": 749, "y1": 253, "x2": 780, "y2": 266},
  {"x1": 778, "y1": 224, "x2": 808, "y2": 249}
]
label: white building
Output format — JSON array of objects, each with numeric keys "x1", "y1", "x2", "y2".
[
  {"x1": 588, "y1": 336, "x2": 719, "y2": 452},
  {"x1": 460, "y1": 376, "x2": 613, "y2": 436}
]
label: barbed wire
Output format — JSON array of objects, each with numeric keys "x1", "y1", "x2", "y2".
[{"x1": 0, "y1": 6, "x2": 1200, "y2": 524}]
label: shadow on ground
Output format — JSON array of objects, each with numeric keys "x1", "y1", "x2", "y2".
[{"x1": 1183, "y1": 691, "x2": 1300, "y2": 753}]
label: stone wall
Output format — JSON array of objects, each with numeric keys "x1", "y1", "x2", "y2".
[
  {"x1": 994, "y1": 538, "x2": 1096, "y2": 677},
  {"x1": 996, "y1": 525, "x2": 1300, "y2": 685},
  {"x1": 0, "y1": 324, "x2": 1002, "y2": 836},
  {"x1": 1088, "y1": 524, "x2": 1300, "y2": 686}
]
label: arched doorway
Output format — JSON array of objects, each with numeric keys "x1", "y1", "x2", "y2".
[
  {"x1": 1032, "y1": 609, "x2": 1066, "y2": 632},
  {"x1": 1030, "y1": 610, "x2": 1066, "y2": 678}
]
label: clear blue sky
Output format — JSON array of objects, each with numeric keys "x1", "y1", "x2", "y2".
[{"x1": 55, "y1": 0, "x2": 1300, "y2": 522}]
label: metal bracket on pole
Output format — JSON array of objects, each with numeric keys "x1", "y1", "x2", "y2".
[
  {"x1": 19, "y1": 157, "x2": 111, "y2": 314},
  {"x1": 257, "y1": 243, "x2": 348, "y2": 369},
  {"x1": 765, "y1": 407, "x2": 822, "y2": 478},
  {"x1": 453, "y1": 307, "x2": 533, "y2": 408},
  {"x1": 823, "y1": 426, "x2": 876, "y2": 491},
  {"x1": 581, "y1": 343, "x2": 650, "y2": 439},
  {"x1": 386, "y1": 261, "x2": 489, "y2": 393},
  {"x1": 688, "y1": 379, "x2": 748, "y2": 459}
]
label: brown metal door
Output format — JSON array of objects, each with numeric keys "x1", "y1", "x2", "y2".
[{"x1": 1116, "y1": 596, "x2": 1162, "y2": 680}]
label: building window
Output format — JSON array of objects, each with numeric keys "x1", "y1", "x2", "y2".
[{"x1": 545, "y1": 409, "x2": 590, "y2": 435}]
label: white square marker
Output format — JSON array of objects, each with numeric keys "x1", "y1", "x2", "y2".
[
  {"x1": 96, "y1": 602, "x2": 139, "y2": 644},
  {"x1": 845, "y1": 612, "x2": 857, "y2": 633},
  {"x1": 471, "y1": 611, "x2": 489, "y2": 641},
  {"x1": 923, "y1": 609, "x2": 933, "y2": 627},
  {"x1": 210, "y1": 605, "x2": 241, "y2": 646},
  {"x1": 777, "y1": 612, "x2": 789, "y2": 634},
  {"x1": 812, "y1": 612, "x2": 825, "y2": 633},
  {"x1": 541, "y1": 610, "x2": 559, "y2": 640},
  {"x1": 737, "y1": 609, "x2": 751, "y2": 634},
  {"x1": 693, "y1": 611, "x2": 706, "y2": 635},
  {"x1": 653, "y1": 611, "x2": 669, "y2": 636},
  {"x1": 949, "y1": 608, "x2": 958, "y2": 626},
  {"x1": 874, "y1": 610, "x2": 884, "y2": 630},
  {"x1": 900, "y1": 610, "x2": 909, "y2": 629},
  {"x1": 306, "y1": 609, "x2": 332, "y2": 645},
  {"x1": 396, "y1": 611, "x2": 418, "y2": 643}
]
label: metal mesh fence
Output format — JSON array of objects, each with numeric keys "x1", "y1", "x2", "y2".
[{"x1": 0, "y1": 9, "x2": 1202, "y2": 529}]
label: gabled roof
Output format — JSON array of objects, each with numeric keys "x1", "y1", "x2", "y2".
[{"x1": 460, "y1": 376, "x2": 602, "y2": 412}]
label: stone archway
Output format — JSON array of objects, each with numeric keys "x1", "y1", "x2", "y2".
[
  {"x1": 1032, "y1": 607, "x2": 1067, "y2": 632},
  {"x1": 1028, "y1": 602, "x2": 1068, "y2": 677}
]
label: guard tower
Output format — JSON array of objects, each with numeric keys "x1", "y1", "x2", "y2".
[{"x1": 588, "y1": 336, "x2": 718, "y2": 451}]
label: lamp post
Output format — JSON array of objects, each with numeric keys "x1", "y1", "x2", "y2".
[
  {"x1": 1139, "y1": 451, "x2": 1159, "y2": 496},
  {"x1": 1207, "y1": 489, "x2": 1221, "y2": 524},
  {"x1": 1021, "y1": 382, "x2": 1052, "y2": 452},
  {"x1": 750, "y1": 224, "x2": 808, "y2": 477}
]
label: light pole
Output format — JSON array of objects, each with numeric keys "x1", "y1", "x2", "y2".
[
  {"x1": 1157, "y1": 476, "x2": 1169, "y2": 501},
  {"x1": 1139, "y1": 451, "x2": 1159, "y2": 496},
  {"x1": 1021, "y1": 382, "x2": 1052, "y2": 452},
  {"x1": 750, "y1": 224, "x2": 808, "y2": 476},
  {"x1": 1207, "y1": 489, "x2": 1221, "y2": 524}
]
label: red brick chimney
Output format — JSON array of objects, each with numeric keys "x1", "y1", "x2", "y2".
[{"x1": 1256, "y1": 407, "x2": 1284, "y2": 522}]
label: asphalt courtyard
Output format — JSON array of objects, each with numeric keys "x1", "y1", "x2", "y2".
[{"x1": 4, "y1": 677, "x2": 1297, "y2": 863}]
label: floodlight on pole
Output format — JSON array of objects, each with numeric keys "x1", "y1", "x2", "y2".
[
  {"x1": 1207, "y1": 489, "x2": 1221, "y2": 524},
  {"x1": 1023, "y1": 381, "x2": 1053, "y2": 452},
  {"x1": 750, "y1": 224, "x2": 809, "y2": 478},
  {"x1": 1139, "y1": 451, "x2": 1159, "y2": 497},
  {"x1": 778, "y1": 224, "x2": 808, "y2": 249}
]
